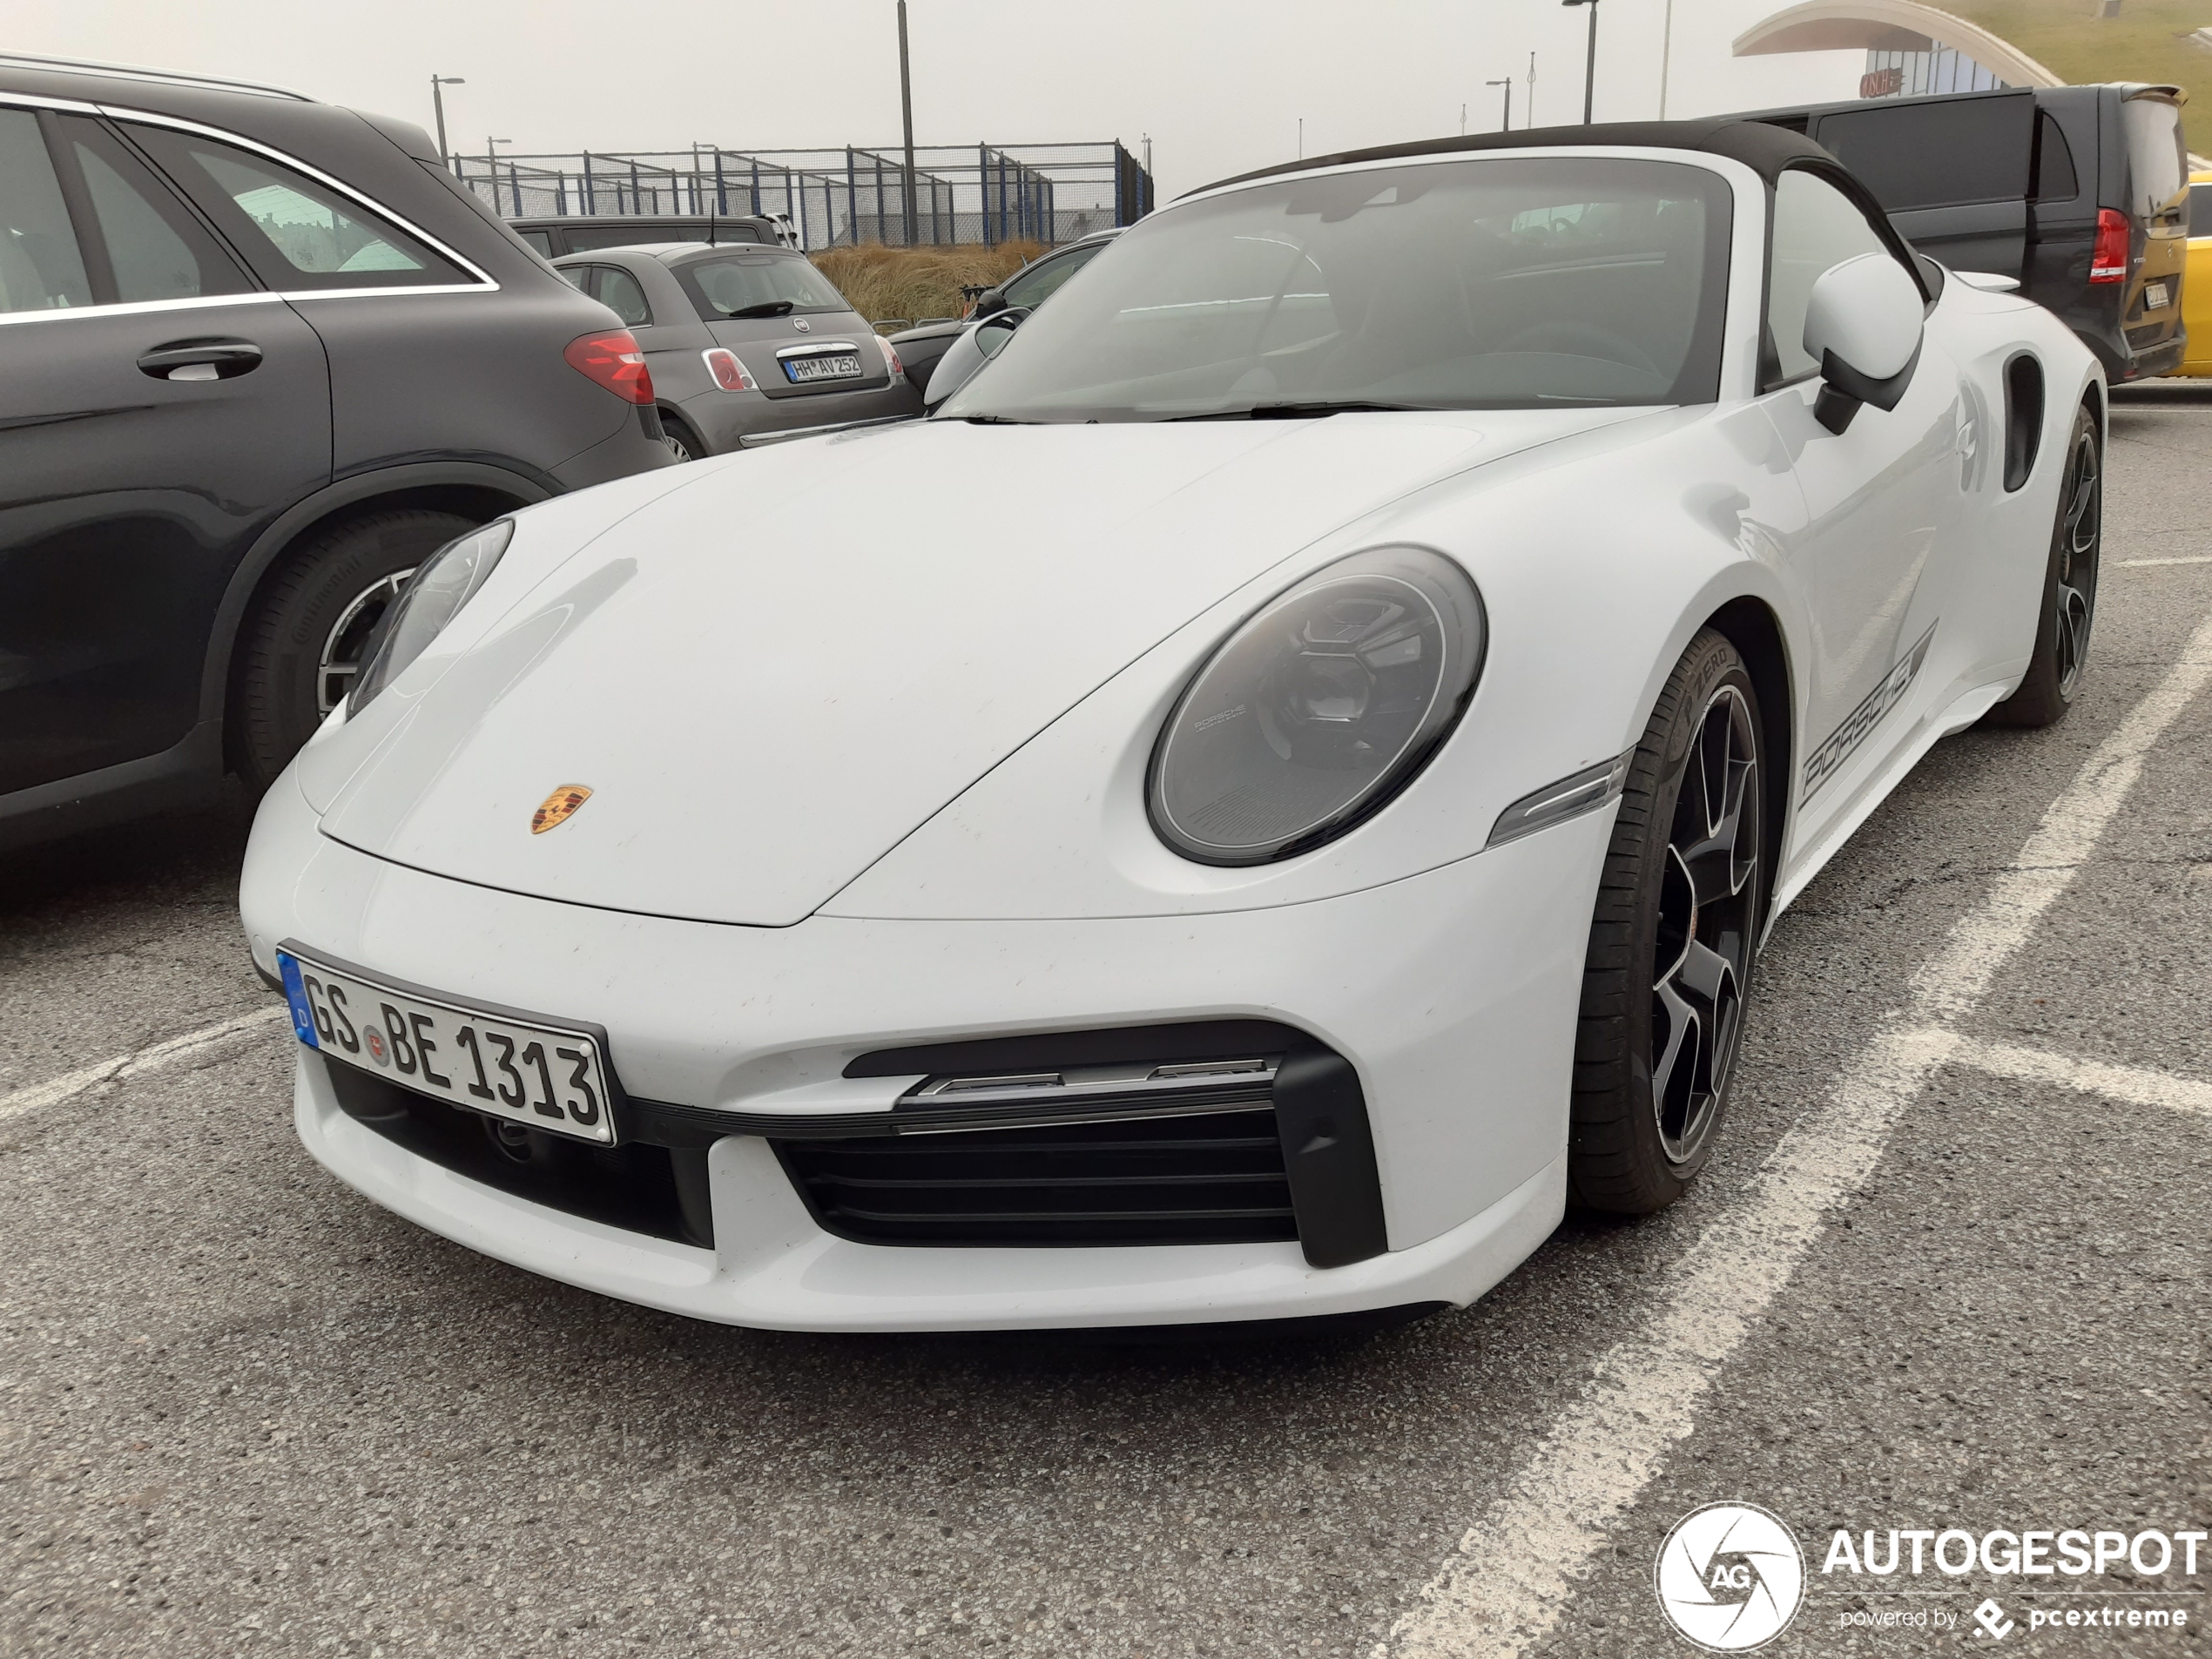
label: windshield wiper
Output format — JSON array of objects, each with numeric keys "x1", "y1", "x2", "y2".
[
  {"x1": 953, "y1": 413, "x2": 1038, "y2": 424},
  {"x1": 1168, "y1": 399, "x2": 1437, "y2": 421},
  {"x1": 727, "y1": 300, "x2": 795, "y2": 319}
]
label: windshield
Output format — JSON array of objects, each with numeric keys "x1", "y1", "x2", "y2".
[
  {"x1": 677, "y1": 251, "x2": 850, "y2": 319},
  {"x1": 941, "y1": 157, "x2": 1731, "y2": 422}
]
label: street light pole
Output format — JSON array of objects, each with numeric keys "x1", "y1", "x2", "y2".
[
  {"x1": 896, "y1": 0, "x2": 919, "y2": 246},
  {"x1": 429, "y1": 75, "x2": 465, "y2": 171},
  {"x1": 1561, "y1": 0, "x2": 1600, "y2": 125},
  {"x1": 1486, "y1": 77, "x2": 1513, "y2": 131}
]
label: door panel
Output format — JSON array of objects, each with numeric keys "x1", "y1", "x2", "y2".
[
  {"x1": 0, "y1": 105, "x2": 332, "y2": 795},
  {"x1": 1762, "y1": 348, "x2": 1963, "y2": 851},
  {"x1": 0, "y1": 298, "x2": 333, "y2": 792}
]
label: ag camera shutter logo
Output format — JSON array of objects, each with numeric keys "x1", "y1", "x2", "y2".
[{"x1": 1655, "y1": 1502, "x2": 1806, "y2": 1650}]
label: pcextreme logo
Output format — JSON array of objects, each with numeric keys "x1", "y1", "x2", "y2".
[{"x1": 1655, "y1": 1503, "x2": 1807, "y2": 1651}]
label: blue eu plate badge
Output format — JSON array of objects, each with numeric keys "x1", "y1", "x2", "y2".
[{"x1": 276, "y1": 951, "x2": 320, "y2": 1048}]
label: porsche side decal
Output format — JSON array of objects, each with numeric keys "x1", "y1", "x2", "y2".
[{"x1": 1803, "y1": 623, "x2": 1937, "y2": 799}]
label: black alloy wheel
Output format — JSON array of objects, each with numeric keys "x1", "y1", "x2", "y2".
[
  {"x1": 1986, "y1": 403, "x2": 2101, "y2": 728},
  {"x1": 1649, "y1": 683, "x2": 1760, "y2": 1165},
  {"x1": 1569, "y1": 628, "x2": 1766, "y2": 1214},
  {"x1": 2049, "y1": 415, "x2": 2101, "y2": 699}
]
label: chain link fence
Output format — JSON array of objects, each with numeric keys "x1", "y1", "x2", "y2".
[{"x1": 453, "y1": 141, "x2": 1154, "y2": 250}]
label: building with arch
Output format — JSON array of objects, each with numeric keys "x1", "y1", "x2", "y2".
[{"x1": 1735, "y1": 2, "x2": 2062, "y2": 99}]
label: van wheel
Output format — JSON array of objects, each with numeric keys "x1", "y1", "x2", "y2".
[
  {"x1": 231, "y1": 508, "x2": 479, "y2": 792},
  {"x1": 1985, "y1": 403, "x2": 2101, "y2": 728}
]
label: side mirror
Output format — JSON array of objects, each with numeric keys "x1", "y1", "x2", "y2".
[
  {"x1": 973, "y1": 309, "x2": 1025, "y2": 359},
  {"x1": 970, "y1": 289, "x2": 1008, "y2": 320},
  {"x1": 921, "y1": 307, "x2": 1031, "y2": 408},
  {"x1": 1803, "y1": 253, "x2": 1925, "y2": 435}
]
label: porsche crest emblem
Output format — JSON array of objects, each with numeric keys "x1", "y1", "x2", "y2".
[{"x1": 530, "y1": 785, "x2": 593, "y2": 834}]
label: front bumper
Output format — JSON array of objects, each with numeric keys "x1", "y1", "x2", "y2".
[{"x1": 243, "y1": 773, "x2": 1602, "y2": 1331}]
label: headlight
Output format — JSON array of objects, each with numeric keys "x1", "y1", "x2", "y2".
[
  {"x1": 348, "y1": 519, "x2": 515, "y2": 715},
  {"x1": 1147, "y1": 546, "x2": 1487, "y2": 865}
]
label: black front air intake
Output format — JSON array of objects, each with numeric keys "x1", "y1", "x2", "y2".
[
  {"x1": 774, "y1": 1108, "x2": 1298, "y2": 1248},
  {"x1": 768, "y1": 1020, "x2": 1388, "y2": 1265}
]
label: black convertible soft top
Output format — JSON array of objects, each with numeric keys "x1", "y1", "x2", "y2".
[{"x1": 1188, "y1": 118, "x2": 1835, "y2": 199}]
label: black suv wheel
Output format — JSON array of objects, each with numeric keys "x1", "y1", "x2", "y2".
[{"x1": 231, "y1": 509, "x2": 478, "y2": 791}]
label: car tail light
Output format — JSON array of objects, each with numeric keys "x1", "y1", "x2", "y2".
[
  {"x1": 879, "y1": 334, "x2": 904, "y2": 377},
  {"x1": 2090, "y1": 209, "x2": 2129, "y2": 283},
  {"x1": 702, "y1": 347, "x2": 758, "y2": 392},
  {"x1": 564, "y1": 331, "x2": 654, "y2": 403}
]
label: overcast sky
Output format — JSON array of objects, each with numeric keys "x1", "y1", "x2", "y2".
[{"x1": 15, "y1": 0, "x2": 1864, "y2": 195}]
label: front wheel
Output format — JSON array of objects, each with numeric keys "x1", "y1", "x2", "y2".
[
  {"x1": 1984, "y1": 402, "x2": 2101, "y2": 728},
  {"x1": 1568, "y1": 629, "x2": 1767, "y2": 1215}
]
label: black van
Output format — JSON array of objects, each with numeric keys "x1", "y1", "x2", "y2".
[
  {"x1": 508, "y1": 215, "x2": 790, "y2": 258},
  {"x1": 1745, "y1": 84, "x2": 2190, "y2": 382},
  {"x1": 0, "y1": 55, "x2": 671, "y2": 846}
]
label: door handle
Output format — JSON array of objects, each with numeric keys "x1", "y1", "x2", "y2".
[{"x1": 136, "y1": 338, "x2": 264, "y2": 382}]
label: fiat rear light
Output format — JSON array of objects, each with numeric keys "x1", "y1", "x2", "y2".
[
  {"x1": 702, "y1": 347, "x2": 758, "y2": 392},
  {"x1": 2090, "y1": 208, "x2": 2130, "y2": 283},
  {"x1": 564, "y1": 330, "x2": 655, "y2": 403},
  {"x1": 879, "y1": 334, "x2": 904, "y2": 377}
]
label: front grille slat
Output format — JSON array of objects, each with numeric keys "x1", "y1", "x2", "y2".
[
  {"x1": 775, "y1": 1106, "x2": 1299, "y2": 1248},
  {"x1": 809, "y1": 1170, "x2": 1291, "y2": 1190},
  {"x1": 832, "y1": 1204, "x2": 1300, "y2": 1226}
]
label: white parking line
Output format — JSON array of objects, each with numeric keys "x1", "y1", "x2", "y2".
[
  {"x1": 1944, "y1": 1031, "x2": 2212, "y2": 1118},
  {"x1": 2115, "y1": 555, "x2": 2212, "y2": 568},
  {"x1": 0, "y1": 1005, "x2": 287, "y2": 1126},
  {"x1": 1382, "y1": 609, "x2": 2212, "y2": 1659}
]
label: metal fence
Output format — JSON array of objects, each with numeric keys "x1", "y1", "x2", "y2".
[{"x1": 452, "y1": 140, "x2": 1154, "y2": 250}]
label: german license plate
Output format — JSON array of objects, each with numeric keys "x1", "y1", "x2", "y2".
[
  {"x1": 784, "y1": 352, "x2": 862, "y2": 384},
  {"x1": 2145, "y1": 280, "x2": 2171, "y2": 311},
  {"x1": 276, "y1": 947, "x2": 616, "y2": 1144}
]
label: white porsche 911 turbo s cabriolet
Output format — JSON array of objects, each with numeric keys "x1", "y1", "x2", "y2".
[{"x1": 241, "y1": 118, "x2": 2101, "y2": 1334}]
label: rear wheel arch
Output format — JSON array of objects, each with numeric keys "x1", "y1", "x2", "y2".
[{"x1": 206, "y1": 467, "x2": 551, "y2": 777}]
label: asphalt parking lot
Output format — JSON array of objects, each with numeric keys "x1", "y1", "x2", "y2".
[{"x1": 3, "y1": 388, "x2": 2210, "y2": 1658}]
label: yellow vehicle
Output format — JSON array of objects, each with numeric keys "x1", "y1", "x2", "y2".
[{"x1": 2181, "y1": 171, "x2": 2212, "y2": 375}]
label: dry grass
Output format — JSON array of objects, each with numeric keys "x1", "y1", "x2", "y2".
[
  {"x1": 811, "y1": 240, "x2": 1049, "y2": 328},
  {"x1": 1949, "y1": 1, "x2": 2211, "y2": 155}
]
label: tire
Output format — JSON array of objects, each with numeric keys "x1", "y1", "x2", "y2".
[
  {"x1": 1568, "y1": 628, "x2": 1767, "y2": 1215},
  {"x1": 231, "y1": 508, "x2": 479, "y2": 791},
  {"x1": 659, "y1": 415, "x2": 702, "y2": 462},
  {"x1": 1983, "y1": 402, "x2": 2101, "y2": 729}
]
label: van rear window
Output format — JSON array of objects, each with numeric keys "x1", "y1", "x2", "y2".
[
  {"x1": 1812, "y1": 96, "x2": 2033, "y2": 212},
  {"x1": 2121, "y1": 97, "x2": 2187, "y2": 224}
]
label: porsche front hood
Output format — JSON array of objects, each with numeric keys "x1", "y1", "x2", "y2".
[{"x1": 320, "y1": 410, "x2": 1634, "y2": 925}]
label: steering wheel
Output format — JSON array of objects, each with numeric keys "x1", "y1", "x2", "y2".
[{"x1": 1494, "y1": 320, "x2": 1662, "y2": 377}]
